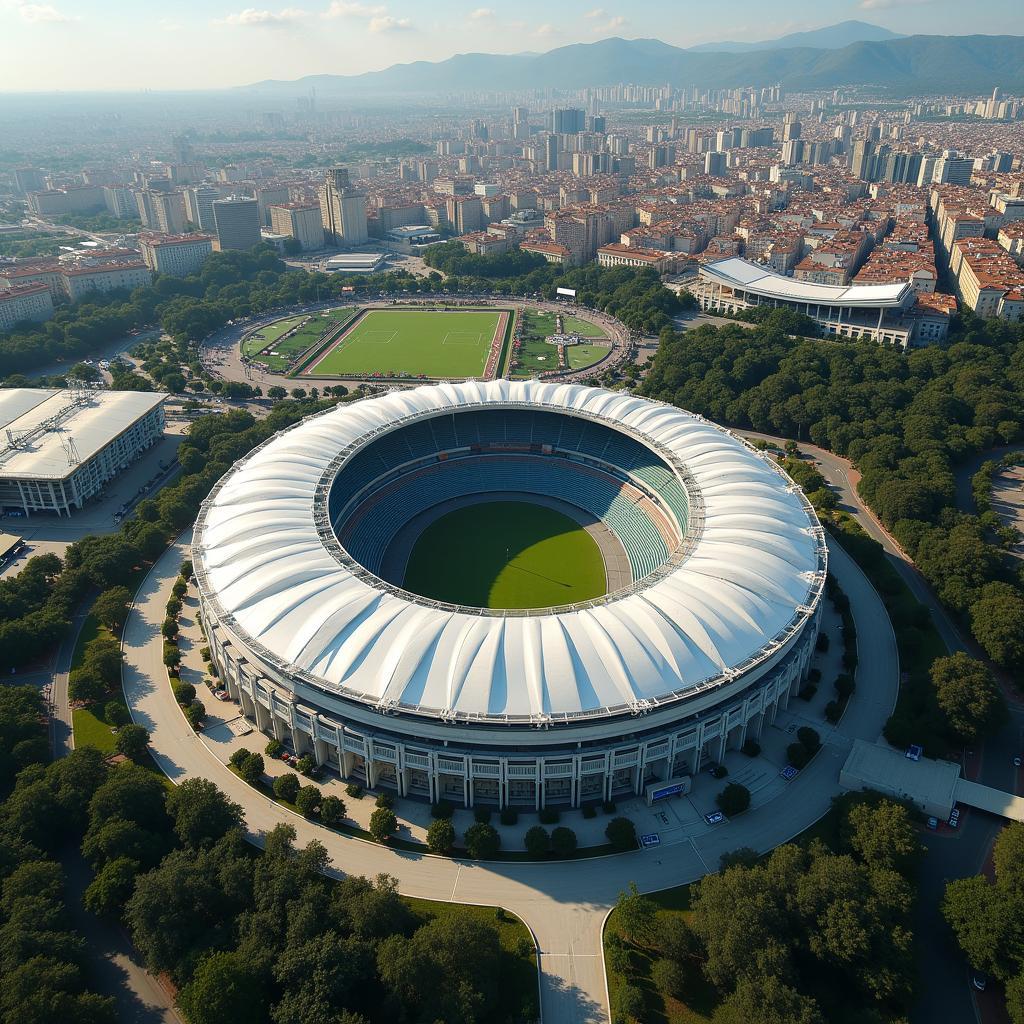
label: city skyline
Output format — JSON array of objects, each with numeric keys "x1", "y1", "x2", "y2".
[{"x1": 2, "y1": 0, "x2": 1024, "y2": 92}]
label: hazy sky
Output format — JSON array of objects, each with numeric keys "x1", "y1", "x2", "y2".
[{"x1": 1, "y1": 0, "x2": 1023, "y2": 92}]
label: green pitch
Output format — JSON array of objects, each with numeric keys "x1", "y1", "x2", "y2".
[
  {"x1": 305, "y1": 308, "x2": 504, "y2": 378},
  {"x1": 403, "y1": 501, "x2": 607, "y2": 609},
  {"x1": 244, "y1": 309, "x2": 356, "y2": 372}
]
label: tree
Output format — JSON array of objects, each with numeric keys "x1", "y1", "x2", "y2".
[
  {"x1": 971, "y1": 582, "x2": 1024, "y2": 669},
  {"x1": 605, "y1": 816, "x2": 637, "y2": 851},
  {"x1": 103, "y1": 700, "x2": 131, "y2": 727},
  {"x1": 551, "y1": 826, "x2": 577, "y2": 857},
  {"x1": 319, "y1": 794, "x2": 346, "y2": 827},
  {"x1": 166, "y1": 777, "x2": 243, "y2": 848},
  {"x1": 295, "y1": 754, "x2": 315, "y2": 776},
  {"x1": 295, "y1": 784, "x2": 322, "y2": 818},
  {"x1": 69, "y1": 669, "x2": 107, "y2": 704},
  {"x1": 272, "y1": 772, "x2": 300, "y2": 803},
  {"x1": 617, "y1": 983, "x2": 645, "y2": 1022},
  {"x1": 843, "y1": 800, "x2": 920, "y2": 873},
  {"x1": 82, "y1": 817, "x2": 165, "y2": 871},
  {"x1": 238, "y1": 752, "x2": 264, "y2": 786},
  {"x1": 524, "y1": 825, "x2": 550, "y2": 857},
  {"x1": 713, "y1": 976, "x2": 823, "y2": 1024},
  {"x1": 651, "y1": 957, "x2": 687, "y2": 999},
  {"x1": 267, "y1": 386, "x2": 287, "y2": 400},
  {"x1": 92, "y1": 586, "x2": 132, "y2": 633},
  {"x1": 614, "y1": 882, "x2": 657, "y2": 945},
  {"x1": 931, "y1": 652, "x2": 1007, "y2": 743},
  {"x1": 183, "y1": 700, "x2": 206, "y2": 730},
  {"x1": 114, "y1": 723, "x2": 150, "y2": 761},
  {"x1": 172, "y1": 680, "x2": 196, "y2": 705},
  {"x1": 88, "y1": 762, "x2": 169, "y2": 833},
  {"x1": 177, "y1": 950, "x2": 268, "y2": 1024},
  {"x1": 426, "y1": 816, "x2": 456, "y2": 855},
  {"x1": 717, "y1": 783, "x2": 751, "y2": 817},
  {"x1": 83, "y1": 856, "x2": 139, "y2": 918},
  {"x1": 464, "y1": 821, "x2": 500, "y2": 859},
  {"x1": 944, "y1": 874, "x2": 1024, "y2": 981},
  {"x1": 369, "y1": 806, "x2": 397, "y2": 843}
]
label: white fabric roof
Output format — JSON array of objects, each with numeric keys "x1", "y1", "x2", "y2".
[
  {"x1": 195, "y1": 381, "x2": 825, "y2": 723},
  {"x1": 702, "y1": 256, "x2": 910, "y2": 308},
  {"x1": 0, "y1": 389, "x2": 166, "y2": 481}
]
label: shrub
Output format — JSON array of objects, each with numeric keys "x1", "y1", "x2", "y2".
[
  {"x1": 295, "y1": 785, "x2": 321, "y2": 818},
  {"x1": 172, "y1": 579, "x2": 187, "y2": 599},
  {"x1": 199, "y1": 646, "x2": 211, "y2": 662},
  {"x1": 842, "y1": 624, "x2": 857, "y2": 645},
  {"x1": 602, "y1": 800, "x2": 617, "y2": 814},
  {"x1": 345, "y1": 782, "x2": 364, "y2": 799},
  {"x1": 180, "y1": 559, "x2": 193, "y2": 581},
  {"x1": 617, "y1": 983, "x2": 645, "y2": 1022},
  {"x1": 606, "y1": 942, "x2": 632, "y2": 977},
  {"x1": 551, "y1": 826, "x2": 577, "y2": 857},
  {"x1": 238, "y1": 752, "x2": 264, "y2": 786},
  {"x1": 582, "y1": 804, "x2": 597, "y2": 819},
  {"x1": 369, "y1": 807, "x2": 398, "y2": 843},
  {"x1": 375, "y1": 791, "x2": 394, "y2": 809},
  {"x1": 430, "y1": 799, "x2": 454, "y2": 819},
  {"x1": 825, "y1": 700, "x2": 843, "y2": 723},
  {"x1": 843, "y1": 651, "x2": 859, "y2": 671},
  {"x1": 538, "y1": 807, "x2": 560, "y2": 825},
  {"x1": 228, "y1": 748, "x2": 250, "y2": 769},
  {"x1": 499, "y1": 807, "x2": 518, "y2": 826},
  {"x1": 464, "y1": 822, "x2": 501, "y2": 859},
  {"x1": 797, "y1": 726, "x2": 821, "y2": 752},
  {"x1": 741, "y1": 738, "x2": 761, "y2": 757},
  {"x1": 710, "y1": 764, "x2": 728, "y2": 779},
  {"x1": 162, "y1": 643, "x2": 181, "y2": 668},
  {"x1": 265, "y1": 738, "x2": 283, "y2": 757},
  {"x1": 320, "y1": 794, "x2": 346, "y2": 826},
  {"x1": 183, "y1": 700, "x2": 206, "y2": 730},
  {"x1": 651, "y1": 957, "x2": 687, "y2": 999},
  {"x1": 295, "y1": 754, "x2": 315, "y2": 776},
  {"x1": 426, "y1": 817, "x2": 456, "y2": 854},
  {"x1": 273, "y1": 773, "x2": 300, "y2": 802},
  {"x1": 165, "y1": 596, "x2": 182, "y2": 618},
  {"x1": 716, "y1": 782, "x2": 751, "y2": 817},
  {"x1": 172, "y1": 680, "x2": 196, "y2": 705},
  {"x1": 524, "y1": 825, "x2": 550, "y2": 857},
  {"x1": 816, "y1": 633, "x2": 830, "y2": 652},
  {"x1": 605, "y1": 816, "x2": 636, "y2": 851},
  {"x1": 808, "y1": 667, "x2": 822, "y2": 683},
  {"x1": 786, "y1": 743, "x2": 811, "y2": 770},
  {"x1": 104, "y1": 701, "x2": 131, "y2": 727},
  {"x1": 473, "y1": 807, "x2": 492, "y2": 824},
  {"x1": 161, "y1": 617, "x2": 178, "y2": 640},
  {"x1": 798, "y1": 684, "x2": 818, "y2": 701}
]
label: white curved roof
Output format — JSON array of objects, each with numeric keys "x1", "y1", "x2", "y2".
[
  {"x1": 702, "y1": 256, "x2": 910, "y2": 308},
  {"x1": 194, "y1": 381, "x2": 826, "y2": 724}
]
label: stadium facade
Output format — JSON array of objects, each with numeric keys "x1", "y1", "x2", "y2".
[{"x1": 194, "y1": 381, "x2": 826, "y2": 809}]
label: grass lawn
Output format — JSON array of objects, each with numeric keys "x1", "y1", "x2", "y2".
[
  {"x1": 245, "y1": 309, "x2": 357, "y2": 372},
  {"x1": 304, "y1": 308, "x2": 504, "y2": 379},
  {"x1": 70, "y1": 616, "x2": 125, "y2": 755},
  {"x1": 403, "y1": 500, "x2": 606, "y2": 609},
  {"x1": 511, "y1": 311, "x2": 609, "y2": 377}
]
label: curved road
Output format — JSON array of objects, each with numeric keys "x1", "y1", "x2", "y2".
[{"x1": 123, "y1": 533, "x2": 898, "y2": 1023}]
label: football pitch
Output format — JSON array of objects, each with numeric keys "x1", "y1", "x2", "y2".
[
  {"x1": 303, "y1": 308, "x2": 507, "y2": 379},
  {"x1": 402, "y1": 501, "x2": 606, "y2": 609}
]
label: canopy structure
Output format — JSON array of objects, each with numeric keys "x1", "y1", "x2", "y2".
[{"x1": 193, "y1": 381, "x2": 826, "y2": 725}]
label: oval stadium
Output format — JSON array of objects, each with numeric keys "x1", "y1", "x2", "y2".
[{"x1": 193, "y1": 381, "x2": 827, "y2": 810}]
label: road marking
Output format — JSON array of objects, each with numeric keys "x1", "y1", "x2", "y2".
[{"x1": 449, "y1": 863, "x2": 462, "y2": 902}]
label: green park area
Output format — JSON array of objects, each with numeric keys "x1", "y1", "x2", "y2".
[
  {"x1": 403, "y1": 500, "x2": 606, "y2": 609},
  {"x1": 243, "y1": 308, "x2": 356, "y2": 372},
  {"x1": 303, "y1": 307, "x2": 506, "y2": 379},
  {"x1": 510, "y1": 309, "x2": 610, "y2": 377}
]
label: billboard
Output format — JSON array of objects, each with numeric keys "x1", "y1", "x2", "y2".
[{"x1": 556, "y1": 287, "x2": 577, "y2": 299}]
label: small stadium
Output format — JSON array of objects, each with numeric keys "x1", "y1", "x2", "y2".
[{"x1": 194, "y1": 381, "x2": 826, "y2": 809}]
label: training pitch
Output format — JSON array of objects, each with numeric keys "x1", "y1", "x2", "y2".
[
  {"x1": 402, "y1": 501, "x2": 606, "y2": 609},
  {"x1": 302, "y1": 307, "x2": 509, "y2": 379}
]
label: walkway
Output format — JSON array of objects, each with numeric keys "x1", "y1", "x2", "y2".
[{"x1": 122, "y1": 535, "x2": 898, "y2": 1024}]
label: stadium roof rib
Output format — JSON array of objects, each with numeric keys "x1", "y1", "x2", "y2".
[
  {"x1": 702, "y1": 256, "x2": 911, "y2": 308},
  {"x1": 194, "y1": 381, "x2": 826, "y2": 724}
]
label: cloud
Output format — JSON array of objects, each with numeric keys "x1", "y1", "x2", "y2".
[
  {"x1": 17, "y1": 3, "x2": 77, "y2": 22},
  {"x1": 368, "y1": 13, "x2": 411, "y2": 31},
  {"x1": 591, "y1": 14, "x2": 626, "y2": 32},
  {"x1": 584, "y1": 7, "x2": 605, "y2": 17},
  {"x1": 469, "y1": 6, "x2": 494, "y2": 19},
  {"x1": 858, "y1": 0, "x2": 929, "y2": 7},
  {"x1": 535, "y1": 22, "x2": 556, "y2": 36},
  {"x1": 322, "y1": 0, "x2": 384, "y2": 16},
  {"x1": 215, "y1": 6, "x2": 307, "y2": 26},
  {"x1": 158, "y1": 15, "x2": 183, "y2": 30}
]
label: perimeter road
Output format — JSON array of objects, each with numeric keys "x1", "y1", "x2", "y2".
[{"x1": 123, "y1": 532, "x2": 896, "y2": 1024}]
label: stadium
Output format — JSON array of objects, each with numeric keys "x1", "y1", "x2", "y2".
[{"x1": 193, "y1": 381, "x2": 827, "y2": 810}]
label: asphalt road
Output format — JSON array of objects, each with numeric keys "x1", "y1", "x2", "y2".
[{"x1": 123, "y1": 533, "x2": 898, "y2": 1024}]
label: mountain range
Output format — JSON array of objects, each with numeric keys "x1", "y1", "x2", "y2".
[
  {"x1": 242, "y1": 31, "x2": 1024, "y2": 97},
  {"x1": 686, "y1": 20, "x2": 904, "y2": 53}
]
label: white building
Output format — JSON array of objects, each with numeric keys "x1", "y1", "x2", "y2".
[
  {"x1": 268, "y1": 202, "x2": 325, "y2": 251},
  {"x1": 140, "y1": 233, "x2": 214, "y2": 277},
  {"x1": 60, "y1": 261, "x2": 152, "y2": 302},
  {"x1": 0, "y1": 283, "x2": 54, "y2": 330},
  {"x1": 0, "y1": 389, "x2": 166, "y2": 516}
]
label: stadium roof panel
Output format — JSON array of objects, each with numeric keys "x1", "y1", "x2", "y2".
[
  {"x1": 195, "y1": 381, "x2": 825, "y2": 723},
  {"x1": 702, "y1": 256, "x2": 910, "y2": 307}
]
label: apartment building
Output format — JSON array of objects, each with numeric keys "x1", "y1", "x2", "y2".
[
  {"x1": 949, "y1": 237, "x2": 1024, "y2": 320},
  {"x1": 268, "y1": 202, "x2": 325, "y2": 251},
  {"x1": 0, "y1": 283, "x2": 54, "y2": 330},
  {"x1": 139, "y1": 233, "x2": 214, "y2": 276}
]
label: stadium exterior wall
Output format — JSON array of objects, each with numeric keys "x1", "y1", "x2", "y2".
[{"x1": 199, "y1": 584, "x2": 819, "y2": 810}]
